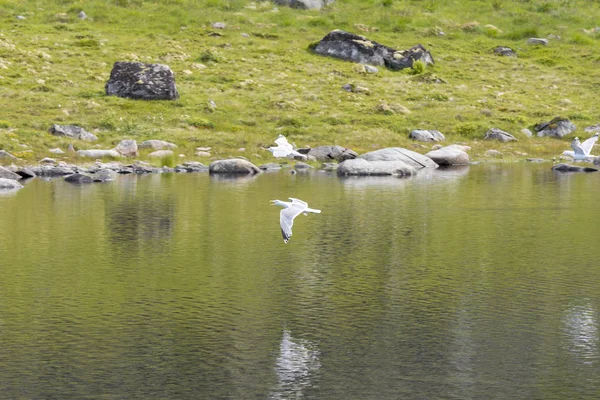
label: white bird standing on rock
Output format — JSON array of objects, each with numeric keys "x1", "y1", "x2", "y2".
[
  {"x1": 562, "y1": 133, "x2": 598, "y2": 161},
  {"x1": 271, "y1": 198, "x2": 321, "y2": 243},
  {"x1": 267, "y1": 135, "x2": 304, "y2": 158}
]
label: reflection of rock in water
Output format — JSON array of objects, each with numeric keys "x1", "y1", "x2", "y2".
[
  {"x1": 563, "y1": 304, "x2": 598, "y2": 365},
  {"x1": 269, "y1": 330, "x2": 321, "y2": 399}
]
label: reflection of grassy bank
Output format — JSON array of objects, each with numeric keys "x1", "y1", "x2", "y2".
[{"x1": 1, "y1": 0, "x2": 599, "y2": 164}]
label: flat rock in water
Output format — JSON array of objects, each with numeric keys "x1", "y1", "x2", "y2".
[
  {"x1": 0, "y1": 166, "x2": 21, "y2": 181},
  {"x1": 65, "y1": 173, "x2": 93, "y2": 184},
  {"x1": 33, "y1": 166, "x2": 76, "y2": 177},
  {"x1": 209, "y1": 159, "x2": 262, "y2": 174},
  {"x1": 49, "y1": 124, "x2": 98, "y2": 142},
  {"x1": 409, "y1": 129, "x2": 445, "y2": 142},
  {"x1": 15, "y1": 167, "x2": 36, "y2": 179},
  {"x1": 77, "y1": 149, "x2": 121, "y2": 158},
  {"x1": 93, "y1": 169, "x2": 118, "y2": 182},
  {"x1": 105, "y1": 62, "x2": 179, "y2": 100},
  {"x1": 0, "y1": 178, "x2": 23, "y2": 190},
  {"x1": 313, "y1": 30, "x2": 434, "y2": 71},
  {"x1": 337, "y1": 158, "x2": 416, "y2": 176},
  {"x1": 177, "y1": 161, "x2": 208, "y2": 172},
  {"x1": 425, "y1": 146, "x2": 470, "y2": 166},
  {"x1": 302, "y1": 145, "x2": 358, "y2": 162},
  {"x1": 139, "y1": 140, "x2": 178, "y2": 150},
  {"x1": 552, "y1": 163, "x2": 598, "y2": 173},
  {"x1": 358, "y1": 147, "x2": 438, "y2": 169},
  {"x1": 535, "y1": 117, "x2": 576, "y2": 138},
  {"x1": 260, "y1": 163, "x2": 282, "y2": 171},
  {"x1": 484, "y1": 128, "x2": 517, "y2": 142}
]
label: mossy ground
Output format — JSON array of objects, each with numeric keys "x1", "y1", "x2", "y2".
[{"x1": 1, "y1": 0, "x2": 600, "y2": 166}]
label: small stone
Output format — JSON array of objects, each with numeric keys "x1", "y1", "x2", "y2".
[
  {"x1": 78, "y1": 11, "x2": 87, "y2": 19},
  {"x1": 521, "y1": 128, "x2": 533, "y2": 137},
  {"x1": 294, "y1": 162, "x2": 313, "y2": 170},
  {"x1": 238, "y1": 148, "x2": 246, "y2": 152},
  {"x1": 40, "y1": 157, "x2": 56, "y2": 164},
  {"x1": 494, "y1": 46, "x2": 516, "y2": 57},
  {"x1": 485, "y1": 150, "x2": 503, "y2": 157},
  {"x1": 181, "y1": 70, "x2": 192, "y2": 75},
  {"x1": 212, "y1": 22, "x2": 226, "y2": 29},
  {"x1": 148, "y1": 150, "x2": 174, "y2": 158},
  {"x1": 195, "y1": 151, "x2": 211, "y2": 157},
  {"x1": 16, "y1": 16, "x2": 26, "y2": 20},
  {"x1": 241, "y1": 33, "x2": 250, "y2": 38},
  {"x1": 365, "y1": 65, "x2": 378, "y2": 74},
  {"x1": 196, "y1": 147, "x2": 211, "y2": 151},
  {"x1": 49, "y1": 148, "x2": 65, "y2": 154},
  {"x1": 527, "y1": 38, "x2": 549, "y2": 46}
]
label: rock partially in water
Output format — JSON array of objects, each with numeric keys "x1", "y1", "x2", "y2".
[
  {"x1": 300, "y1": 145, "x2": 357, "y2": 162},
  {"x1": 535, "y1": 117, "x2": 576, "y2": 138},
  {"x1": 139, "y1": 140, "x2": 178, "y2": 150},
  {"x1": 93, "y1": 169, "x2": 118, "y2": 182},
  {"x1": 65, "y1": 173, "x2": 93, "y2": 184},
  {"x1": 105, "y1": 62, "x2": 179, "y2": 100},
  {"x1": 176, "y1": 161, "x2": 209, "y2": 172},
  {"x1": 33, "y1": 165, "x2": 76, "y2": 177},
  {"x1": 15, "y1": 167, "x2": 36, "y2": 179},
  {"x1": 0, "y1": 166, "x2": 21, "y2": 181},
  {"x1": 77, "y1": 149, "x2": 121, "y2": 158},
  {"x1": 209, "y1": 159, "x2": 262, "y2": 174},
  {"x1": 484, "y1": 128, "x2": 517, "y2": 142},
  {"x1": 359, "y1": 147, "x2": 438, "y2": 169},
  {"x1": 321, "y1": 162, "x2": 338, "y2": 171},
  {"x1": 0, "y1": 178, "x2": 23, "y2": 190},
  {"x1": 49, "y1": 124, "x2": 98, "y2": 142},
  {"x1": 552, "y1": 163, "x2": 598, "y2": 172},
  {"x1": 409, "y1": 129, "x2": 445, "y2": 142},
  {"x1": 337, "y1": 158, "x2": 416, "y2": 176},
  {"x1": 425, "y1": 146, "x2": 469, "y2": 166},
  {"x1": 294, "y1": 162, "x2": 313, "y2": 170},
  {"x1": 312, "y1": 30, "x2": 434, "y2": 71},
  {"x1": 260, "y1": 162, "x2": 283, "y2": 171}
]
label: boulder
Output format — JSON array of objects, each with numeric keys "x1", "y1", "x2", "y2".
[
  {"x1": 115, "y1": 139, "x2": 138, "y2": 157},
  {"x1": 65, "y1": 173, "x2": 93, "y2": 184},
  {"x1": 552, "y1": 163, "x2": 598, "y2": 173},
  {"x1": 358, "y1": 147, "x2": 438, "y2": 169},
  {"x1": 48, "y1": 124, "x2": 98, "y2": 142},
  {"x1": 32, "y1": 166, "x2": 76, "y2": 177},
  {"x1": 494, "y1": 46, "x2": 516, "y2": 57},
  {"x1": 15, "y1": 167, "x2": 36, "y2": 179},
  {"x1": 0, "y1": 166, "x2": 21, "y2": 181},
  {"x1": 312, "y1": 30, "x2": 434, "y2": 70},
  {"x1": 0, "y1": 178, "x2": 23, "y2": 190},
  {"x1": 409, "y1": 129, "x2": 445, "y2": 142},
  {"x1": 93, "y1": 169, "x2": 118, "y2": 182},
  {"x1": 273, "y1": 0, "x2": 334, "y2": 9},
  {"x1": 535, "y1": 117, "x2": 576, "y2": 138},
  {"x1": 77, "y1": 149, "x2": 121, "y2": 158},
  {"x1": 337, "y1": 158, "x2": 416, "y2": 176},
  {"x1": 209, "y1": 159, "x2": 262, "y2": 174},
  {"x1": 105, "y1": 62, "x2": 179, "y2": 100},
  {"x1": 425, "y1": 146, "x2": 469, "y2": 166},
  {"x1": 300, "y1": 145, "x2": 358, "y2": 162},
  {"x1": 484, "y1": 128, "x2": 517, "y2": 142},
  {"x1": 139, "y1": 140, "x2": 177, "y2": 150},
  {"x1": 176, "y1": 161, "x2": 209, "y2": 172},
  {"x1": 148, "y1": 150, "x2": 174, "y2": 158},
  {"x1": 0, "y1": 150, "x2": 17, "y2": 159}
]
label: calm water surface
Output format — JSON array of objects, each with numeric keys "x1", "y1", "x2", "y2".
[{"x1": 0, "y1": 163, "x2": 599, "y2": 399}]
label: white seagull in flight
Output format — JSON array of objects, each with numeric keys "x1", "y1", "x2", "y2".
[
  {"x1": 271, "y1": 198, "x2": 321, "y2": 243},
  {"x1": 563, "y1": 133, "x2": 598, "y2": 161},
  {"x1": 267, "y1": 135, "x2": 304, "y2": 158}
]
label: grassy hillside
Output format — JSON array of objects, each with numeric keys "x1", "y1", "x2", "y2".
[{"x1": 1, "y1": 0, "x2": 600, "y2": 164}]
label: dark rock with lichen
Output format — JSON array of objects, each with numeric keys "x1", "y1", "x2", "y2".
[{"x1": 105, "y1": 62, "x2": 179, "y2": 100}]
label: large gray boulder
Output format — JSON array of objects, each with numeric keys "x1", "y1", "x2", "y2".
[
  {"x1": 409, "y1": 129, "x2": 445, "y2": 142},
  {"x1": 425, "y1": 146, "x2": 469, "y2": 166},
  {"x1": 358, "y1": 147, "x2": 438, "y2": 169},
  {"x1": 552, "y1": 163, "x2": 598, "y2": 173},
  {"x1": 49, "y1": 124, "x2": 98, "y2": 142},
  {"x1": 535, "y1": 117, "x2": 576, "y2": 138},
  {"x1": 15, "y1": 167, "x2": 36, "y2": 179},
  {"x1": 484, "y1": 128, "x2": 517, "y2": 142},
  {"x1": 32, "y1": 165, "x2": 76, "y2": 177},
  {"x1": 337, "y1": 158, "x2": 416, "y2": 176},
  {"x1": 105, "y1": 62, "x2": 179, "y2": 100},
  {"x1": 0, "y1": 178, "x2": 23, "y2": 190},
  {"x1": 65, "y1": 173, "x2": 93, "y2": 184},
  {"x1": 115, "y1": 139, "x2": 138, "y2": 157},
  {"x1": 209, "y1": 159, "x2": 262, "y2": 174},
  {"x1": 139, "y1": 140, "x2": 177, "y2": 150},
  {"x1": 0, "y1": 166, "x2": 21, "y2": 181},
  {"x1": 312, "y1": 30, "x2": 434, "y2": 70},
  {"x1": 301, "y1": 145, "x2": 357, "y2": 162},
  {"x1": 273, "y1": 0, "x2": 334, "y2": 9},
  {"x1": 77, "y1": 149, "x2": 121, "y2": 158}
]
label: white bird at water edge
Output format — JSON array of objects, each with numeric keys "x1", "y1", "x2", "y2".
[
  {"x1": 271, "y1": 198, "x2": 321, "y2": 243},
  {"x1": 267, "y1": 135, "x2": 304, "y2": 158},
  {"x1": 562, "y1": 133, "x2": 598, "y2": 161}
]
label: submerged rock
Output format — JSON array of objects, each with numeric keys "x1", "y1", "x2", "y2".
[
  {"x1": 105, "y1": 62, "x2": 179, "y2": 100},
  {"x1": 93, "y1": 169, "x2": 118, "y2": 182},
  {"x1": 209, "y1": 159, "x2": 262, "y2": 174},
  {"x1": 312, "y1": 30, "x2": 434, "y2": 70},
  {"x1": 425, "y1": 146, "x2": 469, "y2": 166},
  {"x1": 552, "y1": 163, "x2": 598, "y2": 173}
]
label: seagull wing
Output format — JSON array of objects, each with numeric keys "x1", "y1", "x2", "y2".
[
  {"x1": 580, "y1": 134, "x2": 598, "y2": 156},
  {"x1": 289, "y1": 198, "x2": 308, "y2": 207},
  {"x1": 280, "y1": 204, "x2": 305, "y2": 243},
  {"x1": 275, "y1": 135, "x2": 293, "y2": 150},
  {"x1": 272, "y1": 148, "x2": 291, "y2": 158}
]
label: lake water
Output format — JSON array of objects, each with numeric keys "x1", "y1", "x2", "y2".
[{"x1": 0, "y1": 163, "x2": 599, "y2": 399}]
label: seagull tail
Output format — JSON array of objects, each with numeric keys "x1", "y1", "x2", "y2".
[{"x1": 305, "y1": 208, "x2": 321, "y2": 214}]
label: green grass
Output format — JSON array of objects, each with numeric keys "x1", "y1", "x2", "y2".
[{"x1": 1, "y1": 0, "x2": 600, "y2": 165}]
